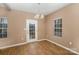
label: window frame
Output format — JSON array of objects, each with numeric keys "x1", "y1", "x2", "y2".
[
  {"x1": 54, "y1": 18, "x2": 62, "y2": 37},
  {"x1": 0, "y1": 16, "x2": 8, "y2": 38}
]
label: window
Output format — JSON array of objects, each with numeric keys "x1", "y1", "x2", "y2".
[
  {"x1": 54, "y1": 18, "x2": 62, "y2": 37},
  {"x1": 0, "y1": 16, "x2": 8, "y2": 38},
  {"x1": 29, "y1": 23, "x2": 35, "y2": 39}
]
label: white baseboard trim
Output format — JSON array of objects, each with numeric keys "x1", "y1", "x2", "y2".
[
  {"x1": 0, "y1": 39, "x2": 79, "y2": 55},
  {"x1": 0, "y1": 39, "x2": 46, "y2": 49},
  {"x1": 0, "y1": 42, "x2": 27, "y2": 49},
  {"x1": 26, "y1": 39, "x2": 46, "y2": 43},
  {"x1": 45, "y1": 39, "x2": 79, "y2": 55}
]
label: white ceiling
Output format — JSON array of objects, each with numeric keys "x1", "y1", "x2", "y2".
[{"x1": 1, "y1": 3, "x2": 70, "y2": 15}]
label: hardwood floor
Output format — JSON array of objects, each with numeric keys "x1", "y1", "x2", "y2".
[{"x1": 0, "y1": 40, "x2": 76, "y2": 55}]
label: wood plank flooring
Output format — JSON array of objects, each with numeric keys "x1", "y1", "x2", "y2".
[{"x1": 0, "y1": 40, "x2": 76, "y2": 55}]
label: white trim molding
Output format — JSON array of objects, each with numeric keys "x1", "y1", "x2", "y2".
[
  {"x1": 0, "y1": 39, "x2": 79, "y2": 55},
  {"x1": 26, "y1": 19, "x2": 38, "y2": 42},
  {"x1": 0, "y1": 39, "x2": 46, "y2": 49},
  {"x1": 45, "y1": 39, "x2": 79, "y2": 55}
]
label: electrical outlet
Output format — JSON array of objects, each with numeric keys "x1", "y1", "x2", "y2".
[{"x1": 69, "y1": 42, "x2": 72, "y2": 45}]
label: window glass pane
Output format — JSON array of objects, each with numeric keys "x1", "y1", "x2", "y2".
[
  {"x1": 0, "y1": 24, "x2": 2, "y2": 28},
  {"x1": 29, "y1": 24, "x2": 35, "y2": 39},
  {"x1": 0, "y1": 34, "x2": 2, "y2": 38},
  {"x1": 2, "y1": 24, "x2": 7, "y2": 28},
  {"x1": 54, "y1": 18, "x2": 62, "y2": 37},
  {"x1": 0, "y1": 29, "x2": 2, "y2": 34},
  {"x1": 0, "y1": 17, "x2": 8, "y2": 38},
  {"x1": 3, "y1": 33, "x2": 7, "y2": 38},
  {"x1": 3, "y1": 29, "x2": 7, "y2": 34}
]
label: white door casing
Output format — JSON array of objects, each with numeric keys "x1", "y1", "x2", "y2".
[{"x1": 26, "y1": 19, "x2": 38, "y2": 42}]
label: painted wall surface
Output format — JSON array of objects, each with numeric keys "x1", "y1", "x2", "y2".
[
  {"x1": 0, "y1": 7, "x2": 45, "y2": 47},
  {"x1": 0, "y1": 4, "x2": 79, "y2": 53},
  {"x1": 45, "y1": 4, "x2": 79, "y2": 52},
  {"x1": 0, "y1": 7, "x2": 11, "y2": 47}
]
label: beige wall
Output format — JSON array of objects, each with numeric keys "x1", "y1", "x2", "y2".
[
  {"x1": 45, "y1": 4, "x2": 79, "y2": 52},
  {"x1": 0, "y1": 7, "x2": 45, "y2": 47},
  {"x1": 0, "y1": 7, "x2": 11, "y2": 47},
  {"x1": 1, "y1": 3, "x2": 79, "y2": 53}
]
